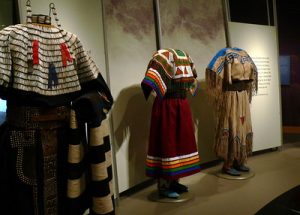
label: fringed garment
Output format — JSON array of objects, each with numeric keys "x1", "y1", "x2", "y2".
[
  {"x1": 141, "y1": 49, "x2": 201, "y2": 180},
  {"x1": 206, "y1": 47, "x2": 257, "y2": 165},
  {"x1": 0, "y1": 14, "x2": 114, "y2": 215}
]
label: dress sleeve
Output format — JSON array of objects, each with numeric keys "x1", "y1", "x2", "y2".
[
  {"x1": 141, "y1": 59, "x2": 167, "y2": 100},
  {"x1": 188, "y1": 55, "x2": 199, "y2": 96},
  {"x1": 0, "y1": 27, "x2": 12, "y2": 90},
  {"x1": 74, "y1": 37, "x2": 100, "y2": 83},
  {"x1": 73, "y1": 37, "x2": 113, "y2": 110},
  {"x1": 188, "y1": 55, "x2": 197, "y2": 79}
]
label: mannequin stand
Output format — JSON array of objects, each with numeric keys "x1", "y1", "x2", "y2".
[
  {"x1": 216, "y1": 170, "x2": 255, "y2": 180},
  {"x1": 148, "y1": 190, "x2": 195, "y2": 203}
]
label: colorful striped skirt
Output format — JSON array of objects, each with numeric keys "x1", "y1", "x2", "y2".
[{"x1": 146, "y1": 96, "x2": 201, "y2": 180}]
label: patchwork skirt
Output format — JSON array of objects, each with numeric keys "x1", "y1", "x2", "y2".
[
  {"x1": 146, "y1": 96, "x2": 201, "y2": 180},
  {"x1": 0, "y1": 105, "x2": 71, "y2": 215}
]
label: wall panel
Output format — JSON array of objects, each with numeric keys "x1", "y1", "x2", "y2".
[
  {"x1": 103, "y1": 0, "x2": 157, "y2": 192},
  {"x1": 228, "y1": 22, "x2": 282, "y2": 151}
]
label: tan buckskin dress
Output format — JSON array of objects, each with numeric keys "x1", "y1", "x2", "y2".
[{"x1": 206, "y1": 47, "x2": 257, "y2": 168}]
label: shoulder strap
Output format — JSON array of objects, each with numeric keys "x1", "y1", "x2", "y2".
[
  {"x1": 26, "y1": 0, "x2": 32, "y2": 24},
  {"x1": 49, "y1": 3, "x2": 61, "y2": 27},
  {"x1": 25, "y1": 1, "x2": 61, "y2": 27}
]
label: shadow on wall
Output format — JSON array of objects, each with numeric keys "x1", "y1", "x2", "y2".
[
  {"x1": 189, "y1": 79, "x2": 218, "y2": 164},
  {"x1": 111, "y1": 84, "x2": 153, "y2": 186}
]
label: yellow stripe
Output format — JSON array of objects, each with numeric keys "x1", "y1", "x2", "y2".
[
  {"x1": 89, "y1": 119, "x2": 109, "y2": 146},
  {"x1": 147, "y1": 70, "x2": 166, "y2": 92},
  {"x1": 91, "y1": 162, "x2": 107, "y2": 181},
  {"x1": 92, "y1": 195, "x2": 114, "y2": 214},
  {"x1": 67, "y1": 174, "x2": 86, "y2": 198},
  {"x1": 69, "y1": 109, "x2": 78, "y2": 129},
  {"x1": 147, "y1": 155, "x2": 199, "y2": 165},
  {"x1": 68, "y1": 143, "x2": 84, "y2": 164},
  {"x1": 31, "y1": 23, "x2": 55, "y2": 28},
  {"x1": 106, "y1": 150, "x2": 112, "y2": 167}
]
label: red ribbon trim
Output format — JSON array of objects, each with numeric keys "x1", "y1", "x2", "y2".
[
  {"x1": 60, "y1": 43, "x2": 73, "y2": 66},
  {"x1": 32, "y1": 40, "x2": 39, "y2": 65}
]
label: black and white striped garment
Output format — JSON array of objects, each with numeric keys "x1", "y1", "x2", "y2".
[
  {"x1": 69, "y1": 110, "x2": 114, "y2": 215},
  {"x1": 0, "y1": 22, "x2": 114, "y2": 214},
  {"x1": 0, "y1": 23, "x2": 99, "y2": 96}
]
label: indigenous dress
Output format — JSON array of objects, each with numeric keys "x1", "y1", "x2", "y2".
[
  {"x1": 0, "y1": 5, "x2": 114, "y2": 215},
  {"x1": 206, "y1": 47, "x2": 257, "y2": 166},
  {"x1": 141, "y1": 48, "x2": 201, "y2": 180}
]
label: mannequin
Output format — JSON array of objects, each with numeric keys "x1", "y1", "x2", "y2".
[
  {"x1": 141, "y1": 48, "x2": 201, "y2": 198},
  {"x1": 0, "y1": 2, "x2": 114, "y2": 214},
  {"x1": 206, "y1": 47, "x2": 257, "y2": 176}
]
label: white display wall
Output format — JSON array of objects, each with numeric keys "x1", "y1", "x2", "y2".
[
  {"x1": 228, "y1": 22, "x2": 282, "y2": 151},
  {"x1": 102, "y1": 0, "x2": 157, "y2": 193},
  {"x1": 0, "y1": 0, "x2": 13, "y2": 29}
]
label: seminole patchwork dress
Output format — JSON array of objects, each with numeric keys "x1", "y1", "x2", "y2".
[
  {"x1": 141, "y1": 49, "x2": 201, "y2": 180},
  {"x1": 206, "y1": 47, "x2": 257, "y2": 166},
  {"x1": 0, "y1": 7, "x2": 114, "y2": 215}
]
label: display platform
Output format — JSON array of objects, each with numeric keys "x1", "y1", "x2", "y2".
[
  {"x1": 215, "y1": 170, "x2": 255, "y2": 180},
  {"x1": 147, "y1": 190, "x2": 195, "y2": 203}
]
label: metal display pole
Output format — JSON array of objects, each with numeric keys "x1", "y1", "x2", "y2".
[
  {"x1": 223, "y1": 0, "x2": 231, "y2": 47},
  {"x1": 153, "y1": 0, "x2": 162, "y2": 50},
  {"x1": 101, "y1": 0, "x2": 120, "y2": 206}
]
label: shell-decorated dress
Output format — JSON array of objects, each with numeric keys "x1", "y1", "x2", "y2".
[{"x1": 0, "y1": 15, "x2": 114, "y2": 215}]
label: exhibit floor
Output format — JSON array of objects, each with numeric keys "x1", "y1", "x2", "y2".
[{"x1": 115, "y1": 142, "x2": 300, "y2": 215}]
